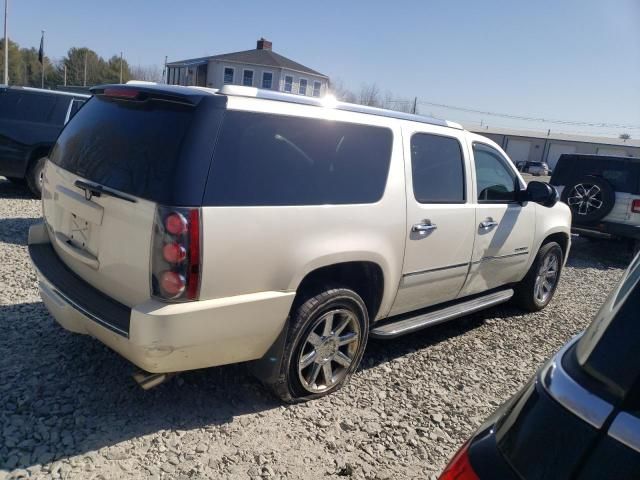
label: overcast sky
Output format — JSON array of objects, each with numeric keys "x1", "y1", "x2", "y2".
[{"x1": 6, "y1": 0, "x2": 640, "y2": 137}]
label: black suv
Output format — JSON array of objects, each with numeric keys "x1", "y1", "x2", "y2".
[
  {"x1": 0, "y1": 86, "x2": 89, "y2": 197},
  {"x1": 439, "y1": 252, "x2": 640, "y2": 479},
  {"x1": 551, "y1": 154, "x2": 640, "y2": 253}
]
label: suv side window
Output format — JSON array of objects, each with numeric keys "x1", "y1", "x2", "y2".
[
  {"x1": 0, "y1": 91, "x2": 57, "y2": 123},
  {"x1": 411, "y1": 133, "x2": 465, "y2": 203},
  {"x1": 473, "y1": 143, "x2": 517, "y2": 202},
  {"x1": 205, "y1": 111, "x2": 393, "y2": 206}
]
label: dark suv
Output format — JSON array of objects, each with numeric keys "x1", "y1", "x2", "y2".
[
  {"x1": 551, "y1": 154, "x2": 640, "y2": 254},
  {"x1": 0, "y1": 86, "x2": 89, "y2": 197},
  {"x1": 439, "y1": 252, "x2": 640, "y2": 479}
]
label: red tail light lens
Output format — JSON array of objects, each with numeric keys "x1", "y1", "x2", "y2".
[
  {"x1": 632, "y1": 199, "x2": 640, "y2": 214},
  {"x1": 152, "y1": 206, "x2": 201, "y2": 301},
  {"x1": 439, "y1": 441, "x2": 479, "y2": 480}
]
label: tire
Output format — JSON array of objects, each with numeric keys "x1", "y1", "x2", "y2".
[
  {"x1": 26, "y1": 157, "x2": 47, "y2": 198},
  {"x1": 513, "y1": 241, "x2": 563, "y2": 312},
  {"x1": 266, "y1": 286, "x2": 369, "y2": 402},
  {"x1": 561, "y1": 175, "x2": 615, "y2": 225}
]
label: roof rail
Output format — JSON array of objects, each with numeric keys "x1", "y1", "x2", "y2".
[{"x1": 218, "y1": 85, "x2": 462, "y2": 129}]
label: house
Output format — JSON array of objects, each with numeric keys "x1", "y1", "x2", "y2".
[
  {"x1": 165, "y1": 38, "x2": 329, "y2": 97},
  {"x1": 472, "y1": 126, "x2": 640, "y2": 170}
]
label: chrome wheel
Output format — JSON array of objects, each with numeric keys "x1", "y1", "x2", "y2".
[
  {"x1": 534, "y1": 252, "x2": 559, "y2": 304},
  {"x1": 567, "y1": 183, "x2": 603, "y2": 216},
  {"x1": 297, "y1": 309, "x2": 361, "y2": 393}
]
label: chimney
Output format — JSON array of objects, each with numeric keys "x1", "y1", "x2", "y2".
[{"x1": 256, "y1": 38, "x2": 272, "y2": 51}]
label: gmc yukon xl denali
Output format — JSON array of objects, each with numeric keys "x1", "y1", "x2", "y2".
[{"x1": 28, "y1": 84, "x2": 571, "y2": 401}]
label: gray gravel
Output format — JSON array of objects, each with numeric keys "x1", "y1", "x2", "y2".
[{"x1": 0, "y1": 176, "x2": 630, "y2": 480}]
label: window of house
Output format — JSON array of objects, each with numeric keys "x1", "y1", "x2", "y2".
[
  {"x1": 299, "y1": 78, "x2": 308, "y2": 95},
  {"x1": 312, "y1": 81, "x2": 322, "y2": 97},
  {"x1": 262, "y1": 72, "x2": 273, "y2": 89},
  {"x1": 205, "y1": 111, "x2": 394, "y2": 206},
  {"x1": 473, "y1": 143, "x2": 518, "y2": 202},
  {"x1": 284, "y1": 75, "x2": 293, "y2": 93},
  {"x1": 411, "y1": 133, "x2": 465, "y2": 203},
  {"x1": 243, "y1": 70, "x2": 254, "y2": 86},
  {"x1": 223, "y1": 67, "x2": 234, "y2": 84}
]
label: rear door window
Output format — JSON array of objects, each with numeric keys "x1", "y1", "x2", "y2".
[
  {"x1": 410, "y1": 133, "x2": 465, "y2": 203},
  {"x1": 0, "y1": 90, "x2": 58, "y2": 123},
  {"x1": 204, "y1": 111, "x2": 393, "y2": 206}
]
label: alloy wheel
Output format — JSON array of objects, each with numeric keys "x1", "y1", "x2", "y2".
[
  {"x1": 297, "y1": 309, "x2": 361, "y2": 393},
  {"x1": 566, "y1": 183, "x2": 603, "y2": 216},
  {"x1": 534, "y1": 252, "x2": 559, "y2": 304}
]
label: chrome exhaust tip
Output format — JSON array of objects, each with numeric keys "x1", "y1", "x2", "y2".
[{"x1": 132, "y1": 371, "x2": 175, "y2": 390}]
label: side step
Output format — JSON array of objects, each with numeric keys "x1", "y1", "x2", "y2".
[{"x1": 370, "y1": 289, "x2": 514, "y2": 339}]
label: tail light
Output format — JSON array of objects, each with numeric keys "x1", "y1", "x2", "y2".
[
  {"x1": 439, "y1": 441, "x2": 479, "y2": 480},
  {"x1": 632, "y1": 199, "x2": 640, "y2": 214},
  {"x1": 151, "y1": 206, "x2": 201, "y2": 301}
]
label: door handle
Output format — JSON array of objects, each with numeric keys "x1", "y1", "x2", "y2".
[
  {"x1": 479, "y1": 218, "x2": 499, "y2": 230},
  {"x1": 412, "y1": 221, "x2": 437, "y2": 234}
]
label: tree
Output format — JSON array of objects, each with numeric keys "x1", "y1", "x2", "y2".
[
  {"x1": 619, "y1": 133, "x2": 631, "y2": 141},
  {"x1": 130, "y1": 64, "x2": 163, "y2": 82},
  {"x1": 329, "y1": 78, "x2": 357, "y2": 103},
  {"x1": 358, "y1": 82, "x2": 382, "y2": 107}
]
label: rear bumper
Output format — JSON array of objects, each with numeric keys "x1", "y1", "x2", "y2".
[{"x1": 28, "y1": 223, "x2": 295, "y2": 373}]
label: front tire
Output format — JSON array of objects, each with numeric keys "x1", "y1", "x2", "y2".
[
  {"x1": 266, "y1": 286, "x2": 369, "y2": 402},
  {"x1": 513, "y1": 242, "x2": 563, "y2": 312}
]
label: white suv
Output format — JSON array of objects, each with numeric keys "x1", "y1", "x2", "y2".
[{"x1": 29, "y1": 84, "x2": 571, "y2": 401}]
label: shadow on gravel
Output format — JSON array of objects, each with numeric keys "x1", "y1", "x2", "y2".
[
  {"x1": 0, "y1": 301, "x2": 280, "y2": 471},
  {"x1": 364, "y1": 303, "x2": 527, "y2": 371},
  {"x1": 0, "y1": 178, "x2": 34, "y2": 200},
  {"x1": 567, "y1": 236, "x2": 631, "y2": 270},
  {"x1": 0, "y1": 217, "x2": 41, "y2": 246}
]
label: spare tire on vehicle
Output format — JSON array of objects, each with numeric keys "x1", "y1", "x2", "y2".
[{"x1": 560, "y1": 175, "x2": 615, "y2": 225}]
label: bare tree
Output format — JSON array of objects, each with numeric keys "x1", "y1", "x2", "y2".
[
  {"x1": 383, "y1": 90, "x2": 414, "y2": 113},
  {"x1": 358, "y1": 82, "x2": 382, "y2": 107},
  {"x1": 130, "y1": 64, "x2": 163, "y2": 82},
  {"x1": 329, "y1": 78, "x2": 357, "y2": 103},
  {"x1": 619, "y1": 133, "x2": 631, "y2": 141}
]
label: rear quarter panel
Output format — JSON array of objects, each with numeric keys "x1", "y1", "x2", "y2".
[{"x1": 199, "y1": 98, "x2": 407, "y2": 321}]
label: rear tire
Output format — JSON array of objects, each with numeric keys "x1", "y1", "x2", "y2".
[
  {"x1": 513, "y1": 242, "x2": 563, "y2": 312},
  {"x1": 266, "y1": 286, "x2": 369, "y2": 403},
  {"x1": 26, "y1": 157, "x2": 47, "y2": 198},
  {"x1": 5, "y1": 176, "x2": 26, "y2": 185}
]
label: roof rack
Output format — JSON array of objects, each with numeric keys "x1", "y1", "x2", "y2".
[{"x1": 217, "y1": 85, "x2": 462, "y2": 130}]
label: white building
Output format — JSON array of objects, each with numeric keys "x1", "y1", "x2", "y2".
[
  {"x1": 165, "y1": 38, "x2": 329, "y2": 97},
  {"x1": 472, "y1": 126, "x2": 640, "y2": 170}
]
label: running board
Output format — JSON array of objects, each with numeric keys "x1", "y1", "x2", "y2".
[{"x1": 370, "y1": 289, "x2": 514, "y2": 339}]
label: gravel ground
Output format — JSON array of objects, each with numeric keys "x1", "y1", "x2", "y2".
[{"x1": 0, "y1": 176, "x2": 631, "y2": 480}]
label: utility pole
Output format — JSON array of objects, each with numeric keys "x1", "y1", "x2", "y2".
[
  {"x1": 163, "y1": 55, "x2": 168, "y2": 84},
  {"x1": 83, "y1": 50, "x2": 87, "y2": 87},
  {"x1": 411, "y1": 96, "x2": 417, "y2": 114},
  {"x1": 63, "y1": 64, "x2": 66, "y2": 86},
  {"x1": 119, "y1": 51, "x2": 123, "y2": 83},
  {"x1": 40, "y1": 30, "x2": 45, "y2": 88},
  {"x1": 3, "y1": 0, "x2": 8, "y2": 85}
]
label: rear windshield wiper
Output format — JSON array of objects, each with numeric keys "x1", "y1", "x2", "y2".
[{"x1": 74, "y1": 180, "x2": 137, "y2": 203}]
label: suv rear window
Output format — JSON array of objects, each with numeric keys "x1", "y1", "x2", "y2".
[
  {"x1": 204, "y1": 111, "x2": 393, "y2": 206},
  {"x1": 551, "y1": 155, "x2": 640, "y2": 194},
  {"x1": 49, "y1": 96, "x2": 200, "y2": 203}
]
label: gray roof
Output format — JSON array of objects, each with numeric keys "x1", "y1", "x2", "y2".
[
  {"x1": 469, "y1": 125, "x2": 640, "y2": 148},
  {"x1": 167, "y1": 48, "x2": 328, "y2": 78}
]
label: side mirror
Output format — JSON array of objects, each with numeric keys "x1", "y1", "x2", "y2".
[{"x1": 523, "y1": 181, "x2": 558, "y2": 207}]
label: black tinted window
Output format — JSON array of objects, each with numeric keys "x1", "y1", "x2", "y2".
[
  {"x1": 473, "y1": 143, "x2": 517, "y2": 202},
  {"x1": 411, "y1": 133, "x2": 465, "y2": 203},
  {"x1": 68, "y1": 99, "x2": 85, "y2": 120},
  {"x1": 0, "y1": 90, "x2": 58, "y2": 123},
  {"x1": 205, "y1": 111, "x2": 393, "y2": 206},
  {"x1": 50, "y1": 96, "x2": 196, "y2": 201}
]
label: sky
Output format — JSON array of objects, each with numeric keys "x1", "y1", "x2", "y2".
[{"x1": 5, "y1": 0, "x2": 640, "y2": 138}]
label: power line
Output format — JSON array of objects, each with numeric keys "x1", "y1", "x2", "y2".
[{"x1": 383, "y1": 99, "x2": 640, "y2": 130}]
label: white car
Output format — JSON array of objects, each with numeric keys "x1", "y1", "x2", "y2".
[{"x1": 29, "y1": 84, "x2": 571, "y2": 401}]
